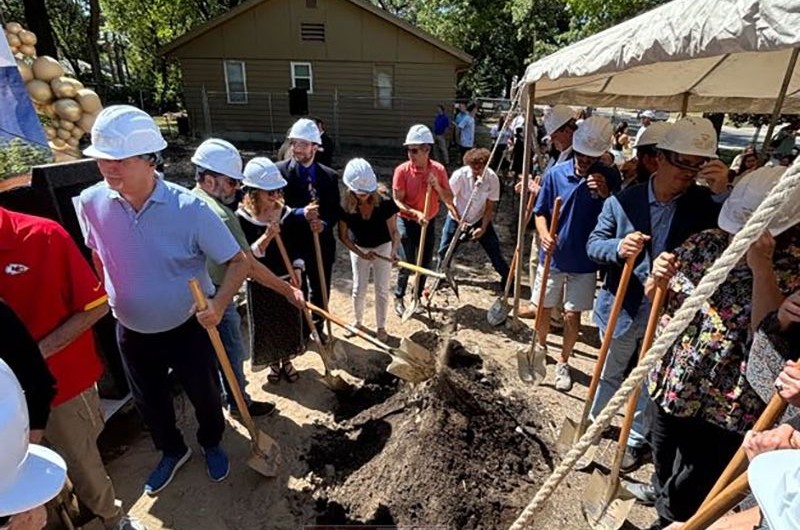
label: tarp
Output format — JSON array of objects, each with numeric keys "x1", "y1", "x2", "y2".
[{"x1": 521, "y1": 0, "x2": 800, "y2": 113}]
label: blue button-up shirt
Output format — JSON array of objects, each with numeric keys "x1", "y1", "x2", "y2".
[
  {"x1": 77, "y1": 178, "x2": 240, "y2": 333},
  {"x1": 534, "y1": 158, "x2": 620, "y2": 273},
  {"x1": 648, "y1": 178, "x2": 680, "y2": 258}
]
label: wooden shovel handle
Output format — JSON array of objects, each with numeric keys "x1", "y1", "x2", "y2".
[
  {"x1": 273, "y1": 233, "x2": 300, "y2": 287},
  {"x1": 532, "y1": 196, "x2": 563, "y2": 329},
  {"x1": 700, "y1": 393, "x2": 787, "y2": 507},
  {"x1": 609, "y1": 285, "x2": 666, "y2": 477},
  {"x1": 188, "y1": 278, "x2": 257, "y2": 438},
  {"x1": 504, "y1": 191, "x2": 536, "y2": 299},
  {"x1": 577, "y1": 255, "x2": 637, "y2": 432},
  {"x1": 311, "y1": 231, "x2": 333, "y2": 337},
  {"x1": 680, "y1": 472, "x2": 750, "y2": 530}
]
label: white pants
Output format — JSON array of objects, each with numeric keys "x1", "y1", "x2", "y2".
[{"x1": 350, "y1": 241, "x2": 393, "y2": 329}]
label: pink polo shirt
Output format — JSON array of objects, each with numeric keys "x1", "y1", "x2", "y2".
[{"x1": 392, "y1": 160, "x2": 450, "y2": 221}]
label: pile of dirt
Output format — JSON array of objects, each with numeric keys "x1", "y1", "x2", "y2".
[{"x1": 307, "y1": 335, "x2": 553, "y2": 529}]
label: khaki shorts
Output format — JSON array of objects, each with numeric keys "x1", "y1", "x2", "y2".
[{"x1": 531, "y1": 264, "x2": 596, "y2": 312}]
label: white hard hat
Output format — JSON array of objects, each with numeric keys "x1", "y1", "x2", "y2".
[
  {"x1": 573, "y1": 116, "x2": 613, "y2": 157},
  {"x1": 288, "y1": 118, "x2": 322, "y2": 145},
  {"x1": 718, "y1": 166, "x2": 800, "y2": 236},
  {"x1": 343, "y1": 158, "x2": 378, "y2": 193},
  {"x1": 633, "y1": 121, "x2": 672, "y2": 148},
  {"x1": 83, "y1": 105, "x2": 167, "y2": 160},
  {"x1": 640, "y1": 110, "x2": 656, "y2": 119},
  {"x1": 657, "y1": 116, "x2": 718, "y2": 158},
  {"x1": 191, "y1": 139, "x2": 244, "y2": 180},
  {"x1": 242, "y1": 157, "x2": 287, "y2": 191},
  {"x1": 543, "y1": 105, "x2": 575, "y2": 136},
  {"x1": 0, "y1": 360, "x2": 67, "y2": 517},
  {"x1": 749, "y1": 450, "x2": 800, "y2": 530},
  {"x1": 403, "y1": 124, "x2": 434, "y2": 145}
]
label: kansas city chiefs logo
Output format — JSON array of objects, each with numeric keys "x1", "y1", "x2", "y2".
[{"x1": 4, "y1": 263, "x2": 30, "y2": 275}]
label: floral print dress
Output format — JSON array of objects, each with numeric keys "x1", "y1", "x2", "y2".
[{"x1": 648, "y1": 227, "x2": 800, "y2": 434}]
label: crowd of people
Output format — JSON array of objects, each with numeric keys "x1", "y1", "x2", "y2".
[{"x1": 1, "y1": 100, "x2": 798, "y2": 530}]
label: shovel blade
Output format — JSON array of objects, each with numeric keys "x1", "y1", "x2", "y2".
[
  {"x1": 556, "y1": 417, "x2": 580, "y2": 455},
  {"x1": 322, "y1": 372, "x2": 353, "y2": 392},
  {"x1": 401, "y1": 298, "x2": 418, "y2": 322},
  {"x1": 246, "y1": 430, "x2": 282, "y2": 477},
  {"x1": 487, "y1": 298, "x2": 509, "y2": 326},
  {"x1": 387, "y1": 357, "x2": 431, "y2": 383},
  {"x1": 582, "y1": 470, "x2": 634, "y2": 530},
  {"x1": 516, "y1": 348, "x2": 534, "y2": 383},
  {"x1": 399, "y1": 337, "x2": 435, "y2": 366}
]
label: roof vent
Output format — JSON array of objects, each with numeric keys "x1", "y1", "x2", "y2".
[{"x1": 300, "y1": 23, "x2": 325, "y2": 42}]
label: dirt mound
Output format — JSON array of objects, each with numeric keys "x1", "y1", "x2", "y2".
[{"x1": 308, "y1": 338, "x2": 553, "y2": 529}]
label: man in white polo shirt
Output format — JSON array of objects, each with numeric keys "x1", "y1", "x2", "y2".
[{"x1": 77, "y1": 105, "x2": 249, "y2": 496}]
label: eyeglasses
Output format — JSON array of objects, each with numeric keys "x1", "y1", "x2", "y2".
[
  {"x1": 407, "y1": 147, "x2": 421, "y2": 154},
  {"x1": 265, "y1": 189, "x2": 282, "y2": 196},
  {"x1": 665, "y1": 150, "x2": 708, "y2": 174}
]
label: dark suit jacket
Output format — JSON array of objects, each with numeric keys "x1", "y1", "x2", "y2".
[
  {"x1": 587, "y1": 181, "x2": 723, "y2": 336},
  {"x1": 276, "y1": 159, "x2": 340, "y2": 260}
]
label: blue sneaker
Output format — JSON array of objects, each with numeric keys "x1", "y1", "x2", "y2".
[
  {"x1": 203, "y1": 445, "x2": 230, "y2": 482},
  {"x1": 144, "y1": 447, "x2": 192, "y2": 496}
]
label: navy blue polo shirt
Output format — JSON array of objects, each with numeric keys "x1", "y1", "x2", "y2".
[{"x1": 533, "y1": 158, "x2": 620, "y2": 273}]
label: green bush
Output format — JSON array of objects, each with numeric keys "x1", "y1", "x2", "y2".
[{"x1": 0, "y1": 138, "x2": 53, "y2": 181}]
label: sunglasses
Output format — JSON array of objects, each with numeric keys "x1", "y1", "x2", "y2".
[
  {"x1": 407, "y1": 147, "x2": 421, "y2": 154},
  {"x1": 665, "y1": 150, "x2": 708, "y2": 174},
  {"x1": 265, "y1": 189, "x2": 282, "y2": 196}
]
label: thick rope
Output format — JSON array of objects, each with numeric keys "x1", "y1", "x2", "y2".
[{"x1": 508, "y1": 159, "x2": 800, "y2": 530}]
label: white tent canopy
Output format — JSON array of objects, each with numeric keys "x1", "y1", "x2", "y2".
[{"x1": 521, "y1": 0, "x2": 800, "y2": 113}]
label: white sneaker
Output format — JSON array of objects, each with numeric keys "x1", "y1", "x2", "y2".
[
  {"x1": 531, "y1": 343, "x2": 548, "y2": 381},
  {"x1": 113, "y1": 516, "x2": 147, "y2": 530},
  {"x1": 554, "y1": 362, "x2": 572, "y2": 391}
]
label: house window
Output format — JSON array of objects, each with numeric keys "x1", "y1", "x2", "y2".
[
  {"x1": 291, "y1": 62, "x2": 313, "y2": 93},
  {"x1": 306, "y1": 0, "x2": 317, "y2": 9},
  {"x1": 374, "y1": 65, "x2": 393, "y2": 109},
  {"x1": 300, "y1": 23, "x2": 325, "y2": 42},
  {"x1": 223, "y1": 60, "x2": 247, "y2": 104}
]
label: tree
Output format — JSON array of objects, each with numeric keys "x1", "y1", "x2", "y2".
[{"x1": 21, "y1": 0, "x2": 59, "y2": 57}]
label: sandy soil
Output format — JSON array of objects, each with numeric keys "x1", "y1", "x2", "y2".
[{"x1": 96, "y1": 144, "x2": 660, "y2": 530}]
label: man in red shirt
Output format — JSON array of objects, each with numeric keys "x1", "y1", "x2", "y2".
[
  {"x1": 0, "y1": 207, "x2": 144, "y2": 530},
  {"x1": 392, "y1": 124, "x2": 454, "y2": 316}
]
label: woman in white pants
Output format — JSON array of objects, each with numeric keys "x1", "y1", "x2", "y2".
[{"x1": 337, "y1": 158, "x2": 400, "y2": 342}]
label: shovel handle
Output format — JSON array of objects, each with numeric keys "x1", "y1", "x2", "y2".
[
  {"x1": 306, "y1": 301, "x2": 397, "y2": 355},
  {"x1": 311, "y1": 231, "x2": 333, "y2": 337},
  {"x1": 409, "y1": 183, "x2": 434, "y2": 295},
  {"x1": 531, "y1": 196, "x2": 563, "y2": 343},
  {"x1": 680, "y1": 472, "x2": 750, "y2": 530},
  {"x1": 609, "y1": 285, "x2": 666, "y2": 478},
  {"x1": 188, "y1": 278, "x2": 258, "y2": 439},
  {"x1": 700, "y1": 393, "x2": 787, "y2": 508},
  {"x1": 577, "y1": 255, "x2": 637, "y2": 434},
  {"x1": 375, "y1": 254, "x2": 445, "y2": 279},
  {"x1": 273, "y1": 234, "x2": 300, "y2": 287}
]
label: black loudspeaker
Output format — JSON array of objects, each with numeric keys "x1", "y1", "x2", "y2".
[
  {"x1": 0, "y1": 160, "x2": 130, "y2": 398},
  {"x1": 288, "y1": 87, "x2": 309, "y2": 116}
]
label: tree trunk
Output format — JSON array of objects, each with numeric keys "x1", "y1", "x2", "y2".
[
  {"x1": 114, "y1": 38, "x2": 126, "y2": 85},
  {"x1": 86, "y1": 0, "x2": 103, "y2": 85},
  {"x1": 22, "y1": 0, "x2": 58, "y2": 57}
]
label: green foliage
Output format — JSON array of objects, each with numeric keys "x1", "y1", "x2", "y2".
[{"x1": 0, "y1": 138, "x2": 53, "y2": 180}]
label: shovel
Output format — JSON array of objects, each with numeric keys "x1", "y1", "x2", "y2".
[
  {"x1": 373, "y1": 253, "x2": 456, "y2": 295},
  {"x1": 188, "y1": 278, "x2": 281, "y2": 477},
  {"x1": 487, "y1": 190, "x2": 536, "y2": 327},
  {"x1": 311, "y1": 230, "x2": 334, "y2": 339},
  {"x1": 678, "y1": 472, "x2": 750, "y2": 530},
  {"x1": 518, "y1": 196, "x2": 562, "y2": 383},
  {"x1": 402, "y1": 182, "x2": 433, "y2": 322},
  {"x1": 699, "y1": 392, "x2": 787, "y2": 507},
  {"x1": 273, "y1": 234, "x2": 353, "y2": 393},
  {"x1": 307, "y1": 302, "x2": 435, "y2": 383},
  {"x1": 557, "y1": 255, "x2": 637, "y2": 468},
  {"x1": 582, "y1": 285, "x2": 666, "y2": 530}
]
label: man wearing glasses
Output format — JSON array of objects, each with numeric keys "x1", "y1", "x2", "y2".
[
  {"x1": 192, "y1": 139, "x2": 302, "y2": 418},
  {"x1": 586, "y1": 116, "x2": 729, "y2": 482},
  {"x1": 531, "y1": 116, "x2": 621, "y2": 391},
  {"x1": 392, "y1": 124, "x2": 455, "y2": 316},
  {"x1": 277, "y1": 119, "x2": 341, "y2": 340}
]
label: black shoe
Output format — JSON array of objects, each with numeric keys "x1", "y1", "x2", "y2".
[
  {"x1": 232, "y1": 400, "x2": 276, "y2": 418},
  {"x1": 621, "y1": 444, "x2": 651, "y2": 473},
  {"x1": 623, "y1": 480, "x2": 656, "y2": 506},
  {"x1": 394, "y1": 298, "x2": 405, "y2": 317},
  {"x1": 316, "y1": 328, "x2": 329, "y2": 345}
]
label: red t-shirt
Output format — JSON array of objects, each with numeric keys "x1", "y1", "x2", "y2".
[
  {"x1": 0, "y1": 208, "x2": 107, "y2": 407},
  {"x1": 392, "y1": 160, "x2": 450, "y2": 221}
]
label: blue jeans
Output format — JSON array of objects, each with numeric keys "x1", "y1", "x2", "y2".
[
  {"x1": 589, "y1": 305, "x2": 650, "y2": 448},
  {"x1": 437, "y1": 214, "x2": 510, "y2": 283},
  {"x1": 395, "y1": 216, "x2": 436, "y2": 299},
  {"x1": 217, "y1": 302, "x2": 251, "y2": 407}
]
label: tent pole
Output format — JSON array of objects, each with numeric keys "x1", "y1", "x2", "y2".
[
  {"x1": 512, "y1": 83, "x2": 535, "y2": 325},
  {"x1": 680, "y1": 93, "x2": 689, "y2": 118},
  {"x1": 760, "y1": 47, "x2": 799, "y2": 160}
]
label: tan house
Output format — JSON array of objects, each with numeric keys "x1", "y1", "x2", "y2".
[{"x1": 162, "y1": 0, "x2": 472, "y2": 144}]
